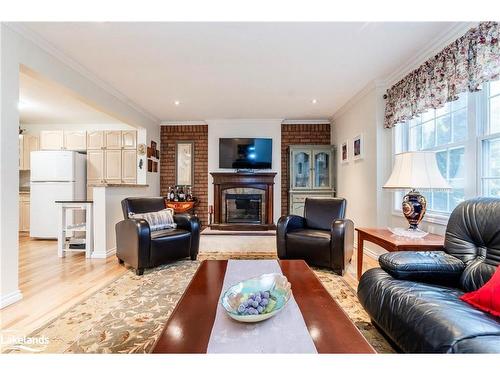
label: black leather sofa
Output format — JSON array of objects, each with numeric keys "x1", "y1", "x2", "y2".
[
  {"x1": 115, "y1": 197, "x2": 200, "y2": 275},
  {"x1": 277, "y1": 198, "x2": 354, "y2": 275},
  {"x1": 358, "y1": 198, "x2": 500, "y2": 353}
]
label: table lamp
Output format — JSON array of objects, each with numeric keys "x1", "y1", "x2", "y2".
[{"x1": 383, "y1": 151, "x2": 451, "y2": 237}]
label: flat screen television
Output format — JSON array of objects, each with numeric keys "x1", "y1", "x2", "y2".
[{"x1": 219, "y1": 138, "x2": 272, "y2": 169}]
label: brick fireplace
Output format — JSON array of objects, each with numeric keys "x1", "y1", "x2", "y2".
[{"x1": 210, "y1": 172, "x2": 277, "y2": 230}]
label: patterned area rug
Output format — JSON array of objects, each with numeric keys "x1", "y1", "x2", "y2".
[{"x1": 6, "y1": 252, "x2": 394, "y2": 354}]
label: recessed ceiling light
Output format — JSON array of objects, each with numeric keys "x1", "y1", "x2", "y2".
[
  {"x1": 311, "y1": 99, "x2": 318, "y2": 104},
  {"x1": 174, "y1": 100, "x2": 181, "y2": 106}
]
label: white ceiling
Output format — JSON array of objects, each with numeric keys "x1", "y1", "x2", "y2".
[
  {"x1": 23, "y1": 22, "x2": 460, "y2": 121},
  {"x1": 19, "y1": 71, "x2": 124, "y2": 125}
]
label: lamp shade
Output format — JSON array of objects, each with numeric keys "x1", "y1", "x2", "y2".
[{"x1": 383, "y1": 151, "x2": 451, "y2": 190}]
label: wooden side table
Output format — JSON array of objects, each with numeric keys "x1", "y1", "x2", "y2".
[
  {"x1": 355, "y1": 228, "x2": 445, "y2": 280},
  {"x1": 165, "y1": 199, "x2": 198, "y2": 214}
]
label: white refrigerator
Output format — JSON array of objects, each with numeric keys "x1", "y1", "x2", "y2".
[{"x1": 30, "y1": 151, "x2": 87, "y2": 238}]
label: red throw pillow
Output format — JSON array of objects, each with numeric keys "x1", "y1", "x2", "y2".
[{"x1": 460, "y1": 266, "x2": 500, "y2": 317}]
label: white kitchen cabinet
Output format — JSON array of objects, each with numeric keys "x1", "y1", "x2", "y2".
[
  {"x1": 87, "y1": 150, "x2": 105, "y2": 184},
  {"x1": 64, "y1": 131, "x2": 87, "y2": 150},
  {"x1": 19, "y1": 134, "x2": 40, "y2": 170},
  {"x1": 104, "y1": 149, "x2": 122, "y2": 183},
  {"x1": 19, "y1": 193, "x2": 30, "y2": 232},
  {"x1": 121, "y1": 149, "x2": 137, "y2": 184},
  {"x1": 40, "y1": 130, "x2": 64, "y2": 150},
  {"x1": 105, "y1": 131, "x2": 122, "y2": 149},
  {"x1": 122, "y1": 131, "x2": 137, "y2": 150},
  {"x1": 87, "y1": 131, "x2": 105, "y2": 150}
]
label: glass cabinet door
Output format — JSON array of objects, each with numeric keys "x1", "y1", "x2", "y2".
[
  {"x1": 292, "y1": 150, "x2": 312, "y2": 189},
  {"x1": 313, "y1": 151, "x2": 331, "y2": 188}
]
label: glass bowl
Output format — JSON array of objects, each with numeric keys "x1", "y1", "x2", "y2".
[{"x1": 221, "y1": 273, "x2": 292, "y2": 323}]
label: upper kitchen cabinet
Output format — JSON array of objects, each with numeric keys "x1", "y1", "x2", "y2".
[
  {"x1": 64, "y1": 131, "x2": 87, "y2": 150},
  {"x1": 19, "y1": 134, "x2": 40, "y2": 170},
  {"x1": 105, "y1": 131, "x2": 122, "y2": 149},
  {"x1": 82, "y1": 130, "x2": 138, "y2": 150},
  {"x1": 41, "y1": 130, "x2": 88, "y2": 151},
  {"x1": 87, "y1": 131, "x2": 105, "y2": 150},
  {"x1": 122, "y1": 130, "x2": 137, "y2": 149},
  {"x1": 40, "y1": 130, "x2": 64, "y2": 150}
]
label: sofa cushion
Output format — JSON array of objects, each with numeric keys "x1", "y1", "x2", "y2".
[
  {"x1": 461, "y1": 265, "x2": 500, "y2": 318},
  {"x1": 129, "y1": 208, "x2": 177, "y2": 231},
  {"x1": 286, "y1": 228, "x2": 331, "y2": 267},
  {"x1": 444, "y1": 198, "x2": 500, "y2": 292},
  {"x1": 150, "y1": 229, "x2": 191, "y2": 265},
  {"x1": 150, "y1": 228, "x2": 190, "y2": 239},
  {"x1": 357, "y1": 268, "x2": 500, "y2": 353},
  {"x1": 378, "y1": 251, "x2": 465, "y2": 286}
]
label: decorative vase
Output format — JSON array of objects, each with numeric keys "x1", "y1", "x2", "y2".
[{"x1": 402, "y1": 189, "x2": 427, "y2": 230}]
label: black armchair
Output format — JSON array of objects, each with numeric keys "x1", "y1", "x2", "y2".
[
  {"x1": 357, "y1": 198, "x2": 500, "y2": 353},
  {"x1": 115, "y1": 197, "x2": 200, "y2": 275},
  {"x1": 277, "y1": 198, "x2": 354, "y2": 275}
]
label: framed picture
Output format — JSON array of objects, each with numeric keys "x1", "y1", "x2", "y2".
[
  {"x1": 176, "y1": 141, "x2": 194, "y2": 186},
  {"x1": 151, "y1": 140, "x2": 157, "y2": 152},
  {"x1": 152, "y1": 161, "x2": 158, "y2": 173},
  {"x1": 147, "y1": 146, "x2": 153, "y2": 158},
  {"x1": 353, "y1": 134, "x2": 364, "y2": 160},
  {"x1": 147, "y1": 159, "x2": 153, "y2": 172},
  {"x1": 155, "y1": 149, "x2": 160, "y2": 159},
  {"x1": 341, "y1": 140, "x2": 349, "y2": 163}
]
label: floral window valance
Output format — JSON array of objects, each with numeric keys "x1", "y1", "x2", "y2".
[{"x1": 384, "y1": 21, "x2": 500, "y2": 129}]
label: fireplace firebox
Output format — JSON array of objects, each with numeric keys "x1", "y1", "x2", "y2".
[{"x1": 225, "y1": 194, "x2": 262, "y2": 223}]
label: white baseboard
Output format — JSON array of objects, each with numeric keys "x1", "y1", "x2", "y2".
[
  {"x1": 354, "y1": 240, "x2": 383, "y2": 261},
  {"x1": 91, "y1": 247, "x2": 116, "y2": 259},
  {"x1": 1, "y1": 290, "x2": 23, "y2": 309}
]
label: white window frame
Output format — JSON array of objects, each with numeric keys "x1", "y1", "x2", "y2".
[{"x1": 392, "y1": 81, "x2": 500, "y2": 226}]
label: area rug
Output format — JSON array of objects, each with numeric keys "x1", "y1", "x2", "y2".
[{"x1": 6, "y1": 252, "x2": 394, "y2": 354}]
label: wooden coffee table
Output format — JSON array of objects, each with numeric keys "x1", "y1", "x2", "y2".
[{"x1": 152, "y1": 260, "x2": 375, "y2": 354}]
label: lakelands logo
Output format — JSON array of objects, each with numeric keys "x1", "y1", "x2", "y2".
[{"x1": 0, "y1": 330, "x2": 49, "y2": 353}]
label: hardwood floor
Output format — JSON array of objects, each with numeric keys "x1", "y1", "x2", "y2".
[
  {"x1": 1, "y1": 235, "x2": 378, "y2": 337},
  {"x1": 0, "y1": 235, "x2": 129, "y2": 336}
]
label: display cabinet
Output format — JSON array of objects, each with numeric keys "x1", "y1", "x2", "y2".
[{"x1": 288, "y1": 145, "x2": 336, "y2": 216}]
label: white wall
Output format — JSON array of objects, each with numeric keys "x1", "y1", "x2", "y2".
[
  {"x1": 92, "y1": 185, "x2": 153, "y2": 258},
  {"x1": 206, "y1": 119, "x2": 282, "y2": 224},
  {"x1": 21, "y1": 123, "x2": 135, "y2": 133},
  {"x1": 0, "y1": 24, "x2": 160, "y2": 308},
  {"x1": 334, "y1": 87, "x2": 380, "y2": 230}
]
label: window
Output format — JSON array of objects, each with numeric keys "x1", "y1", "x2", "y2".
[{"x1": 394, "y1": 80, "x2": 500, "y2": 219}]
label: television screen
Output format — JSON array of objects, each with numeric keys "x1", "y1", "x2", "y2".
[{"x1": 219, "y1": 138, "x2": 272, "y2": 169}]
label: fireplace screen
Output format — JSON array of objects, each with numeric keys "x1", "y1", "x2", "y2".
[{"x1": 225, "y1": 194, "x2": 262, "y2": 223}]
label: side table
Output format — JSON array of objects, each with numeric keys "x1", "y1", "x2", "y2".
[
  {"x1": 55, "y1": 200, "x2": 94, "y2": 258},
  {"x1": 355, "y1": 228, "x2": 445, "y2": 280}
]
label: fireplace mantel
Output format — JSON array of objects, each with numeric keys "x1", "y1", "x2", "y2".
[{"x1": 210, "y1": 172, "x2": 277, "y2": 231}]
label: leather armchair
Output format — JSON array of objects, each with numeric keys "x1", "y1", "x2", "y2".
[
  {"x1": 116, "y1": 197, "x2": 200, "y2": 275},
  {"x1": 277, "y1": 198, "x2": 354, "y2": 275},
  {"x1": 357, "y1": 198, "x2": 500, "y2": 353}
]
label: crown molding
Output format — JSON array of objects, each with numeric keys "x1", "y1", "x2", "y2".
[
  {"x1": 5, "y1": 22, "x2": 160, "y2": 125},
  {"x1": 281, "y1": 119, "x2": 331, "y2": 125},
  {"x1": 160, "y1": 120, "x2": 208, "y2": 125},
  {"x1": 384, "y1": 22, "x2": 478, "y2": 87},
  {"x1": 331, "y1": 81, "x2": 378, "y2": 121}
]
